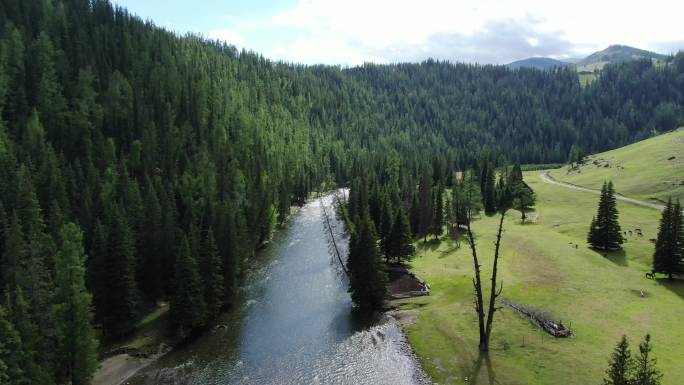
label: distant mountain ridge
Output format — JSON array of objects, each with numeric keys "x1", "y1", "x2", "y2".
[
  {"x1": 507, "y1": 57, "x2": 570, "y2": 70},
  {"x1": 507, "y1": 45, "x2": 668, "y2": 70},
  {"x1": 577, "y1": 44, "x2": 667, "y2": 67}
]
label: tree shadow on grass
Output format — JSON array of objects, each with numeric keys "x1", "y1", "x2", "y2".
[
  {"x1": 592, "y1": 248, "x2": 627, "y2": 266},
  {"x1": 466, "y1": 352, "x2": 498, "y2": 385},
  {"x1": 655, "y1": 277, "x2": 684, "y2": 300},
  {"x1": 415, "y1": 238, "x2": 441, "y2": 253}
]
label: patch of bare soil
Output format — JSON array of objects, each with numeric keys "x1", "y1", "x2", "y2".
[
  {"x1": 386, "y1": 309, "x2": 420, "y2": 325},
  {"x1": 93, "y1": 345, "x2": 170, "y2": 385},
  {"x1": 386, "y1": 265, "x2": 430, "y2": 299}
]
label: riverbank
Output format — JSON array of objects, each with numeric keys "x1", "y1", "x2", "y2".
[
  {"x1": 395, "y1": 171, "x2": 684, "y2": 385},
  {"x1": 93, "y1": 303, "x2": 175, "y2": 385},
  {"x1": 91, "y1": 196, "x2": 323, "y2": 385},
  {"x1": 116, "y1": 193, "x2": 429, "y2": 385}
]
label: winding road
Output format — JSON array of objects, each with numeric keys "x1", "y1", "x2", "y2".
[{"x1": 539, "y1": 172, "x2": 665, "y2": 211}]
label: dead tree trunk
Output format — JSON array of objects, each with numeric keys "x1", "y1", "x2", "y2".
[
  {"x1": 465, "y1": 208, "x2": 507, "y2": 352},
  {"x1": 465, "y1": 217, "x2": 487, "y2": 351},
  {"x1": 483, "y1": 211, "x2": 506, "y2": 349}
]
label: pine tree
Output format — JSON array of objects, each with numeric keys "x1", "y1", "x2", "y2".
[
  {"x1": 632, "y1": 334, "x2": 662, "y2": 385},
  {"x1": 379, "y1": 196, "x2": 394, "y2": 261},
  {"x1": 0, "y1": 304, "x2": 26, "y2": 385},
  {"x1": 52, "y1": 223, "x2": 98, "y2": 385},
  {"x1": 588, "y1": 216, "x2": 600, "y2": 247},
  {"x1": 652, "y1": 199, "x2": 683, "y2": 279},
  {"x1": 387, "y1": 208, "x2": 415, "y2": 264},
  {"x1": 202, "y1": 228, "x2": 224, "y2": 319},
  {"x1": 346, "y1": 214, "x2": 387, "y2": 310},
  {"x1": 171, "y1": 237, "x2": 207, "y2": 338},
  {"x1": 481, "y1": 162, "x2": 497, "y2": 215},
  {"x1": 104, "y1": 204, "x2": 139, "y2": 338},
  {"x1": 10, "y1": 287, "x2": 52, "y2": 384},
  {"x1": 588, "y1": 181, "x2": 624, "y2": 251},
  {"x1": 451, "y1": 172, "x2": 483, "y2": 228},
  {"x1": 1, "y1": 213, "x2": 25, "y2": 293},
  {"x1": 409, "y1": 192, "x2": 420, "y2": 236},
  {"x1": 139, "y1": 180, "x2": 163, "y2": 300},
  {"x1": 432, "y1": 183, "x2": 444, "y2": 239},
  {"x1": 603, "y1": 335, "x2": 632, "y2": 385},
  {"x1": 418, "y1": 167, "x2": 433, "y2": 241},
  {"x1": 512, "y1": 182, "x2": 536, "y2": 223}
]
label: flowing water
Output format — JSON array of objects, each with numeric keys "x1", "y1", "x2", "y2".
[{"x1": 129, "y1": 193, "x2": 430, "y2": 385}]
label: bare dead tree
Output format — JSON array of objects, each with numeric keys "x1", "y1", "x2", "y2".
[{"x1": 464, "y1": 177, "x2": 507, "y2": 352}]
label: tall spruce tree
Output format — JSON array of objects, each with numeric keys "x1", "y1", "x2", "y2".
[
  {"x1": 512, "y1": 182, "x2": 536, "y2": 223},
  {"x1": 652, "y1": 199, "x2": 683, "y2": 279},
  {"x1": 432, "y1": 183, "x2": 444, "y2": 239},
  {"x1": 418, "y1": 166, "x2": 433, "y2": 241},
  {"x1": 481, "y1": 161, "x2": 497, "y2": 215},
  {"x1": 104, "y1": 204, "x2": 139, "y2": 338},
  {"x1": 603, "y1": 335, "x2": 632, "y2": 385},
  {"x1": 632, "y1": 334, "x2": 662, "y2": 385},
  {"x1": 379, "y1": 196, "x2": 394, "y2": 262},
  {"x1": 0, "y1": 304, "x2": 26, "y2": 385},
  {"x1": 52, "y1": 223, "x2": 98, "y2": 385},
  {"x1": 588, "y1": 181, "x2": 624, "y2": 251},
  {"x1": 171, "y1": 237, "x2": 207, "y2": 338},
  {"x1": 346, "y1": 213, "x2": 387, "y2": 310},
  {"x1": 201, "y1": 228, "x2": 224, "y2": 319},
  {"x1": 387, "y1": 208, "x2": 415, "y2": 264}
]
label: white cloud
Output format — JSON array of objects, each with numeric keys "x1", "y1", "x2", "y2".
[
  {"x1": 259, "y1": 0, "x2": 684, "y2": 65},
  {"x1": 208, "y1": 29, "x2": 246, "y2": 47}
]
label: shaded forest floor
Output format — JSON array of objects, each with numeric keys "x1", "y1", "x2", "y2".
[{"x1": 394, "y1": 170, "x2": 684, "y2": 385}]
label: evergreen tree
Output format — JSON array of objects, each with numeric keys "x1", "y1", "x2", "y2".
[
  {"x1": 632, "y1": 334, "x2": 662, "y2": 385},
  {"x1": 451, "y1": 172, "x2": 483, "y2": 228},
  {"x1": 652, "y1": 199, "x2": 683, "y2": 279},
  {"x1": 1, "y1": 214, "x2": 25, "y2": 292},
  {"x1": 512, "y1": 182, "x2": 536, "y2": 223},
  {"x1": 409, "y1": 192, "x2": 420, "y2": 237},
  {"x1": 432, "y1": 183, "x2": 444, "y2": 239},
  {"x1": 0, "y1": 304, "x2": 26, "y2": 385},
  {"x1": 481, "y1": 162, "x2": 497, "y2": 215},
  {"x1": 588, "y1": 181, "x2": 624, "y2": 251},
  {"x1": 418, "y1": 167, "x2": 433, "y2": 241},
  {"x1": 379, "y1": 196, "x2": 394, "y2": 262},
  {"x1": 139, "y1": 180, "x2": 163, "y2": 300},
  {"x1": 603, "y1": 335, "x2": 632, "y2": 385},
  {"x1": 104, "y1": 204, "x2": 139, "y2": 338},
  {"x1": 171, "y1": 237, "x2": 207, "y2": 338},
  {"x1": 52, "y1": 223, "x2": 99, "y2": 385},
  {"x1": 201, "y1": 228, "x2": 224, "y2": 319},
  {"x1": 10, "y1": 288, "x2": 52, "y2": 384},
  {"x1": 387, "y1": 208, "x2": 415, "y2": 264},
  {"x1": 346, "y1": 214, "x2": 387, "y2": 310}
]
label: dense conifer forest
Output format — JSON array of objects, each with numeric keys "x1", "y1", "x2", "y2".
[{"x1": 0, "y1": 0, "x2": 683, "y2": 383}]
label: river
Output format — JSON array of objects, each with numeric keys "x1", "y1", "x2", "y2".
[{"x1": 129, "y1": 193, "x2": 430, "y2": 385}]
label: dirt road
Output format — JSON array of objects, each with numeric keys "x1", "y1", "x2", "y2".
[{"x1": 539, "y1": 172, "x2": 665, "y2": 211}]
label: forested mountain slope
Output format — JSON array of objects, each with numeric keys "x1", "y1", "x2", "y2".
[{"x1": 0, "y1": 1, "x2": 683, "y2": 383}]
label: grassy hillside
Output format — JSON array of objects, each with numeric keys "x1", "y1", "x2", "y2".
[
  {"x1": 576, "y1": 45, "x2": 668, "y2": 72},
  {"x1": 398, "y1": 133, "x2": 684, "y2": 384},
  {"x1": 548, "y1": 128, "x2": 684, "y2": 202}
]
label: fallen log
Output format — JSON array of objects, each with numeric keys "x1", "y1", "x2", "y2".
[{"x1": 502, "y1": 299, "x2": 575, "y2": 338}]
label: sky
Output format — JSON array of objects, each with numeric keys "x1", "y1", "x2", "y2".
[{"x1": 110, "y1": 0, "x2": 684, "y2": 66}]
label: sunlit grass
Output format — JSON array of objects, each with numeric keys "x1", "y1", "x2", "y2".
[
  {"x1": 549, "y1": 127, "x2": 684, "y2": 202},
  {"x1": 398, "y1": 171, "x2": 684, "y2": 385}
]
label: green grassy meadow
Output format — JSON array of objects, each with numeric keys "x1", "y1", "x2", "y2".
[
  {"x1": 548, "y1": 128, "x2": 684, "y2": 202},
  {"x1": 398, "y1": 135, "x2": 684, "y2": 384}
]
